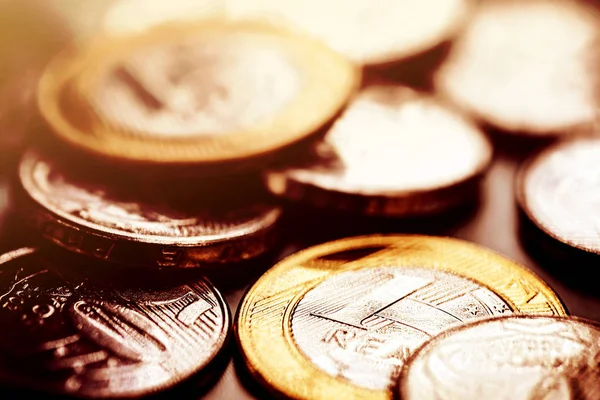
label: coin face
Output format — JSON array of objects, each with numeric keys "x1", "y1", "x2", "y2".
[
  {"x1": 38, "y1": 20, "x2": 359, "y2": 164},
  {"x1": 265, "y1": 86, "x2": 492, "y2": 216},
  {"x1": 0, "y1": 247, "x2": 230, "y2": 398},
  {"x1": 226, "y1": 0, "x2": 473, "y2": 66},
  {"x1": 434, "y1": 0, "x2": 600, "y2": 135},
  {"x1": 398, "y1": 315, "x2": 600, "y2": 400},
  {"x1": 518, "y1": 135, "x2": 600, "y2": 254},
  {"x1": 18, "y1": 151, "x2": 281, "y2": 268},
  {"x1": 235, "y1": 235, "x2": 567, "y2": 400}
]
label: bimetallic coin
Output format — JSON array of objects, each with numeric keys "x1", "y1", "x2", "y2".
[
  {"x1": 517, "y1": 135, "x2": 600, "y2": 255},
  {"x1": 17, "y1": 151, "x2": 281, "y2": 268},
  {"x1": 434, "y1": 0, "x2": 600, "y2": 136},
  {"x1": 226, "y1": 0, "x2": 473, "y2": 67},
  {"x1": 398, "y1": 315, "x2": 600, "y2": 400},
  {"x1": 235, "y1": 235, "x2": 567, "y2": 400},
  {"x1": 38, "y1": 19, "x2": 359, "y2": 165},
  {"x1": 0, "y1": 247, "x2": 230, "y2": 398},
  {"x1": 265, "y1": 86, "x2": 492, "y2": 217}
]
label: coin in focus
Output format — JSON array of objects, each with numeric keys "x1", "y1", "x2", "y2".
[
  {"x1": 226, "y1": 0, "x2": 474, "y2": 67},
  {"x1": 38, "y1": 19, "x2": 359, "y2": 166},
  {"x1": 16, "y1": 150, "x2": 282, "y2": 269},
  {"x1": 0, "y1": 247, "x2": 231, "y2": 398},
  {"x1": 517, "y1": 135, "x2": 600, "y2": 259},
  {"x1": 235, "y1": 234, "x2": 567, "y2": 400},
  {"x1": 434, "y1": 0, "x2": 600, "y2": 136},
  {"x1": 398, "y1": 315, "x2": 600, "y2": 399},
  {"x1": 265, "y1": 86, "x2": 492, "y2": 217}
]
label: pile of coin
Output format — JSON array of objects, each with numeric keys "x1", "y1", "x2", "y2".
[{"x1": 1, "y1": 0, "x2": 600, "y2": 399}]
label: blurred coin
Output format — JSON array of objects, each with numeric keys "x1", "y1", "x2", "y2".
[
  {"x1": 38, "y1": 20, "x2": 359, "y2": 166},
  {"x1": 16, "y1": 150, "x2": 281, "y2": 269},
  {"x1": 435, "y1": 0, "x2": 600, "y2": 137},
  {"x1": 235, "y1": 234, "x2": 566, "y2": 400},
  {"x1": 398, "y1": 315, "x2": 600, "y2": 400},
  {"x1": 0, "y1": 247, "x2": 231, "y2": 398},
  {"x1": 103, "y1": 0, "x2": 226, "y2": 37},
  {"x1": 226, "y1": 0, "x2": 474, "y2": 67},
  {"x1": 265, "y1": 86, "x2": 492, "y2": 217},
  {"x1": 517, "y1": 135, "x2": 600, "y2": 257}
]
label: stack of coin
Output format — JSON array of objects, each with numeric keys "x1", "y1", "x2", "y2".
[{"x1": 0, "y1": 0, "x2": 598, "y2": 398}]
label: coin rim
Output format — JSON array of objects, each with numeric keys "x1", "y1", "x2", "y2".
[
  {"x1": 37, "y1": 19, "x2": 361, "y2": 164},
  {"x1": 235, "y1": 234, "x2": 568, "y2": 400},
  {"x1": 396, "y1": 314, "x2": 600, "y2": 400}
]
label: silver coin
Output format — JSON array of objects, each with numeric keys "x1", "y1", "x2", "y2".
[{"x1": 398, "y1": 315, "x2": 600, "y2": 400}]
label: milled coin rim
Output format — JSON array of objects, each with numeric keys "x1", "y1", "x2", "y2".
[
  {"x1": 0, "y1": 247, "x2": 233, "y2": 397},
  {"x1": 235, "y1": 234, "x2": 567, "y2": 400},
  {"x1": 396, "y1": 314, "x2": 600, "y2": 400},
  {"x1": 37, "y1": 19, "x2": 361, "y2": 164},
  {"x1": 515, "y1": 134, "x2": 600, "y2": 255}
]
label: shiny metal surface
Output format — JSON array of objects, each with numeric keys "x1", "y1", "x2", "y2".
[
  {"x1": 235, "y1": 234, "x2": 566, "y2": 400},
  {"x1": 518, "y1": 135, "x2": 600, "y2": 254},
  {"x1": 18, "y1": 151, "x2": 281, "y2": 268},
  {"x1": 399, "y1": 315, "x2": 600, "y2": 400},
  {"x1": 0, "y1": 247, "x2": 230, "y2": 398},
  {"x1": 226, "y1": 0, "x2": 473, "y2": 66},
  {"x1": 38, "y1": 19, "x2": 359, "y2": 164},
  {"x1": 435, "y1": 0, "x2": 600, "y2": 135},
  {"x1": 265, "y1": 85, "x2": 492, "y2": 216}
]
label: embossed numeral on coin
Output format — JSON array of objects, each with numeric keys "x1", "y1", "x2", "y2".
[{"x1": 312, "y1": 274, "x2": 432, "y2": 329}]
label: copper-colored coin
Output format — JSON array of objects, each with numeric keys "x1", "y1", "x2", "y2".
[
  {"x1": 398, "y1": 315, "x2": 600, "y2": 399},
  {"x1": 38, "y1": 19, "x2": 359, "y2": 165},
  {"x1": 0, "y1": 247, "x2": 231, "y2": 398},
  {"x1": 226, "y1": 0, "x2": 474, "y2": 67},
  {"x1": 17, "y1": 150, "x2": 281, "y2": 269},
  {"x1": 434, "y1": 0, "x2": 600, "y2": 136},
  {"x1": 265, "y1": 86, "x2": 492, "y2": 217},
  {"x1": 517, "y1": 135, "x2": 600, "y2": 256}
]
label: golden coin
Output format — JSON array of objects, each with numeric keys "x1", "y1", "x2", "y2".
[
  {"x1": 38, "y1": 19, "x2": 359, "y2": 165},
  {"x1": 16, "y1": 150, "x2": 281, "y2": 269},
  {"x1": 398, "y1": 315, "x2": 600, "y2": 400},
  {"x1": 235, "y1": 235, "x2": 567, "y2": 400},
  {"x1": 265, "y1": 85, "x2": 492, "y2": 217},
  {"x1": 226, "y1": 0, "x2": 474, "y2": 67},
  {"x1": 434, "y1": 0, "x2": 600, "y2": 136}
]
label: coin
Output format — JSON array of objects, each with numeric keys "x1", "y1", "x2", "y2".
[
  {"x1": 398, "y1": 315, "x2": 600, "y2": 400},
  {"x1": 226, "y1": 0, "x2": 474, "y2": 67},
  {"x1": 0, "y1": 247, "x2": 231, "y2": 398},
  {"x1": 235, "y1": 234, "x2": 567, "y2": 400},
  {"x1": 16, "y1": 150, "x2": 282, "y2": 269},
  {"x1": 264, "y1": 86, "x2": 492, "y2": 217},
  {"x1": 38, "y1": 19, "x2": 359, "y2": 166},
  {"x1": 434, "y1": 0, "x2": 600, "y2": 136},
  {"x1": 517, "y1": 135, "x2": 600, "y2": 257}
]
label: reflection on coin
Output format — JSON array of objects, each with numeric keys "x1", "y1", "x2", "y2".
[
  {"x1": 0, "y1": 247, "x2": 230, "y2": 398},
  {"x1": 38, "y1": 19, "x2": 359, "y2": 165},
  {"x1": 226, "y1": 0, "x2": 473, "y2": 66},
  {"x1": 434, "y1": 0, "x2": 600, "y2": 136},
  {"x1": 235, "y1": 235, "x2": 566, "y2": 400},
  {"x1": 517, "y1": 135, "x2": 600, "y2": 255},
  {"x1": 265, "y1": 86, "x2": 492, "y2": 217},
  {"x1": 398, "y1": 315, "x2": 600, "y2": 400},
  {"x1": 17, "y1": 151, "x2": 281, "y2": 268}
]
